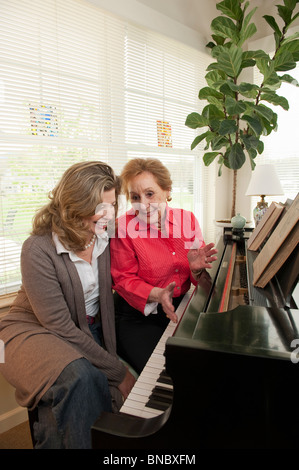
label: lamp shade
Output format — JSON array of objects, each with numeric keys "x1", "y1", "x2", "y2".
[{"x1": 245, "y1": 164, "x2": 284, "y2": 196}]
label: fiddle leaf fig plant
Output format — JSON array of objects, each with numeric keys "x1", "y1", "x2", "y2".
[{"x1": 185, "y1": 0, "x2": 299, "y2": 217}]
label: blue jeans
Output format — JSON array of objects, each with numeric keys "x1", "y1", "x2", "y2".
[
  {"x1": 33, "y1": 357, "x2": 112, "y2": 449},
  {"x1": 88, "y1": 321, "x2": 103, "y2": 347}
]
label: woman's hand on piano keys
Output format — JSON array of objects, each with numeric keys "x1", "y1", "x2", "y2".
[
  {"x1": 118, "y1": 367, "x2": 136, "y2": 400},
  {"x1": 188, "y1": 242, "x2": 218, "y2": 276}
]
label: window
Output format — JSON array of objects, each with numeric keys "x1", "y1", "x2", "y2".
[
  {"x1": 250, "y1": 55, "x2": 299, "y2": 212},
  {"x1": 0, "y1": 0, "x2": 212, "y2": 297}
]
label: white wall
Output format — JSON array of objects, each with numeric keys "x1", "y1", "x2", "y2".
[
  {"x1": 0, "y1": 372, "x2": 28, "y2": 433},
  {"x1": 0, "y1": 306, "x2": 28, "y2": 433},
  {"x1": 87, "y1": 0, "x2": 208, "y2": 50}
]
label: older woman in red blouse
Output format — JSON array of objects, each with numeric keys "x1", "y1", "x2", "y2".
[{"x1": 110, "y1": 158, "x2": 217, "y2": 374}]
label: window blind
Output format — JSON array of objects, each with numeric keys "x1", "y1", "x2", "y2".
[
  {"x1": 0, "y1": 0, "x2": 213, "y2": 297},
  {"x1": 251, "y1": 62, "x2": 299, "y2": 211}
]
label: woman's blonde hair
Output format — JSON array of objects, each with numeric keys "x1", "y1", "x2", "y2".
[
  {"x1": 32, "y1": 161, "x2": 119, "y2": 251},
  {"x1": 120, "y1": 158, "x2": 172, "y2": 200}
]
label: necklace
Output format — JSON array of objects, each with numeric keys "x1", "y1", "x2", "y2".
[{"x1": 84, "y1": 234, "x2": 96, "y2": 250}]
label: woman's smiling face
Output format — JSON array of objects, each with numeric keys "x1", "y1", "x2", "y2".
[
  {"x1": 128, "y1": 171, "x2": 170, "y2": 226},
  {"x1": 85, "y1": 188, "x2": 116, "y2": 236}
]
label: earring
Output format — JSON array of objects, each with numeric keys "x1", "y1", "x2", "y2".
[{"x1": 167, "y1": 196, "x2": 172, "y2": 202}]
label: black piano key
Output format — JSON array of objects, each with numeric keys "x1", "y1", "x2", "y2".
[
  {"x1": 145, "y1": 398, "x2": 171, "y2": 411},
  {"x1": 145, "y1": 379, "x2": 174, "y2": 411},
  {"x1": 151, "y1": 386, "x2": 173, "y2": 400},
  {"x1": 157, "y1": 369, "x2": 173, "y2": 386}
]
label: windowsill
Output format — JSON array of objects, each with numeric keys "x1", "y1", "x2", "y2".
[
  {"x1": 0, "y1": 293, "x2": 16, "y2": 319},
  {"x1": 0, "y1": 293, "x2": 17, "y2": 309}
]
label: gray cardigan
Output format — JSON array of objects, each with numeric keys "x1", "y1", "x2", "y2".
[{"x1": 0, "y1": 233, "x2": 126, "y2": 410}]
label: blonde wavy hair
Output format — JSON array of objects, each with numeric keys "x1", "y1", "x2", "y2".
[
  {"x1": 32, "y1": 161, "x2": 119, "y2": 251},
  {"x1": 120, "y1": 158, "x2": 172, "y2": 200}
]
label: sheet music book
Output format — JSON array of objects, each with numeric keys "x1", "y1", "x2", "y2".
[
  {"x1": 253, "y1": 193, "x2": 299, "y2": 288},
  {"x1": 247, "y1": 201, "x2": 285, "y2": 251}
]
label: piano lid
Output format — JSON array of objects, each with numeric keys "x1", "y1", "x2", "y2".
[{"x1": 168, "y1": 304, "x2": 299, "y2": 361}]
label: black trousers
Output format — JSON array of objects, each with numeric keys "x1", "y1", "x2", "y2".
[{"x1": 114, "y1": 292, "x2": 184, "y2": 374}]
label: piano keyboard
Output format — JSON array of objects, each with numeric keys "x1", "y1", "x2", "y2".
[{"x1": 120, "y1": 286, "x2": 195, "y2": 418}]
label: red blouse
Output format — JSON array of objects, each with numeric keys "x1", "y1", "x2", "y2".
[{"x1": 110, "y1": 206, "x2": 204, "y2": 313}]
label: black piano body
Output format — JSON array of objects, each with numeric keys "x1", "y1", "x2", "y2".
[{"x1": 92, "y1": 228, "x2": 299, "y2": 449}]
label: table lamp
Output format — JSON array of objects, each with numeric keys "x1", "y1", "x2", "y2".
[{"x1": 245, "y1": 164, "x2": 284, "y2": 225}]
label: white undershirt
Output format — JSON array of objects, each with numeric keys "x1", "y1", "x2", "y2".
[{"x1": 52, "y1": 232, "x2": 108, "y2": 317}]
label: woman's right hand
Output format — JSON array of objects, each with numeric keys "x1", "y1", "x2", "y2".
[
  {"x1": 118, "y1": 367, "x2": 136, "y2": 400},
  {"x1": 148, "y1": 282, "x2": 177, "y2": 323}
]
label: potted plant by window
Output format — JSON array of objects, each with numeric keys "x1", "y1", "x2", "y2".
[{"x1": 185, "y1": 0, "x2": 299, "y2": 220}]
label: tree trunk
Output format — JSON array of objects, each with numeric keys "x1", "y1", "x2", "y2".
[{"x1": 231, "y1": 170, "x2": 237, "y2": 218}]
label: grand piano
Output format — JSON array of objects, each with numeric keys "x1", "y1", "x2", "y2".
[{"x1": 92, "y1": 225, "x2": 299, "y2": 449}]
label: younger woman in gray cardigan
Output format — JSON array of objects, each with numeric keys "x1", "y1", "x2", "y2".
[{"x1": 0, "y1": 161, "x2": 135, "y2": 449}]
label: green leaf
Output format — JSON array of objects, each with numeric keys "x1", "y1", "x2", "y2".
[
  {"x1": 206, "y1": 41, "x2": 216, "y2": 49},
  {"x1": 203, "y1": 152, "x2": 220, "y2": 166},
  {"x1": 218, "y1": 119, "x2": 238, "y2": 135},
  {"x1": 274, "y1": 50, "x2": 296, "y2": 71},
  {"x1": 223, "y1": 80, "x2": 239, "y2": 92},
  {"x1": 245, "y1": 50, "x2": 269, "y2": 61},
  {"x1": 211, "y1": 135, "x2": 229, "y2": 150},
  {"x1": 198, "y1": 87, "x2": 223, "y2": 100},
  {"x1": 209, "y1": 119, "x2": 221, "y2": 132},
  {"x1": 263, "y1": 15, "x2": 282, "y2": 36},
  {"x1": 239, "y1": 23, "x2": 257, "y2": 46},
  {"x1": 211, "y1": 34, "x2": 227, "y2": 46},
  {"x1": 257, "y1": 140, "x2": 264, "y2": 154},
  {"x1": 277, "y1": 5, "x2": 292, "y2": 24},
  {"x1": 259, "y1": 117, "x2": 276, "y2": 136},
  {"x1": 242, "y1": 115, "x2": 263, "y2": 136},
  {"x1": 255, "y1": 59, "x2": 282, "y2": 88},
  {"x1": 211, "y1": 16, "x2": 239, "y2": 42},
  {"x1": 260, "y1": 92, "x2": 289, "y2": 110},
  {"x1": 248, "y1": 149, "x2": 257, "y2": 170},
  {"x1": 227, "y1": 143, "x2": 246, "y2": 169},
  {"x1": 219, "y1": 82, "x2": 236, "y2": 97},
  {"x1": 185, "y1": 113, "x2": 208, "y2": 129},
  {"x1": 263, "y1": 72, "x2": 282, "y2": 89},
  {"x1": 283, "y1": 0, "x2": 297, "y2": 10},
  {"x1": 202, "y1": 104, "x2": 225, "y2": 121},
  {"x1": 216, "y1": 0, "x2": 243, "y2": 20},
  {"x1": 204, "y1": 131, "x2": 219, "y2": 146},
  {"x1": 280, "y1": 73, "x2": 299, "y2": 86},
  {"x1": 256, "y1": 58, "x2": 272, "y2": 78},
  {"x1": 280, "y1": 32, "x2": 299, "y2": 46},
  {"x1": 214, "y1": 45, "x2": 243, "y2": 77},
  {"x1": 218, "y1": 163, "x2": 224, "y2": 176},
  {"x1": 225, "y1": 96, "x2": 247, "y2": 115},
  {"x1": 242, "y1": 6, "x2": 258, "y2": 31},
  {"x1": 205, "y1": 70, "x2": 226, "y2": 88},
  {"x1": 238, "y1": 82, "x2": 259, "y2": 98},
  {"x1": 190, "y1": 132, "x2": 209, "y2": 150},
  {"x1": 253, "y1": 105, "x2": 274, "y2": 123},
  {"x1": 241, "y1": 134, "x2": 260, "y2": 150},
  {"x1": 206, "y1": 62, "x2": 221, "y2": 73},
  {"x1": 241, "y1": 58, "x2": 256, "y2": 69},
  {"x1": 277, "y1": 39, "x2": 299, "y2": 62}
]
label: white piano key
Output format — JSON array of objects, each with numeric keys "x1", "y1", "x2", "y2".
[
  {"x1": 130, "y1": 387, "x2": 152, "y2": 397},
  {"x1": 121, "y1": 403, "x2": 162, "y2": 418}
]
